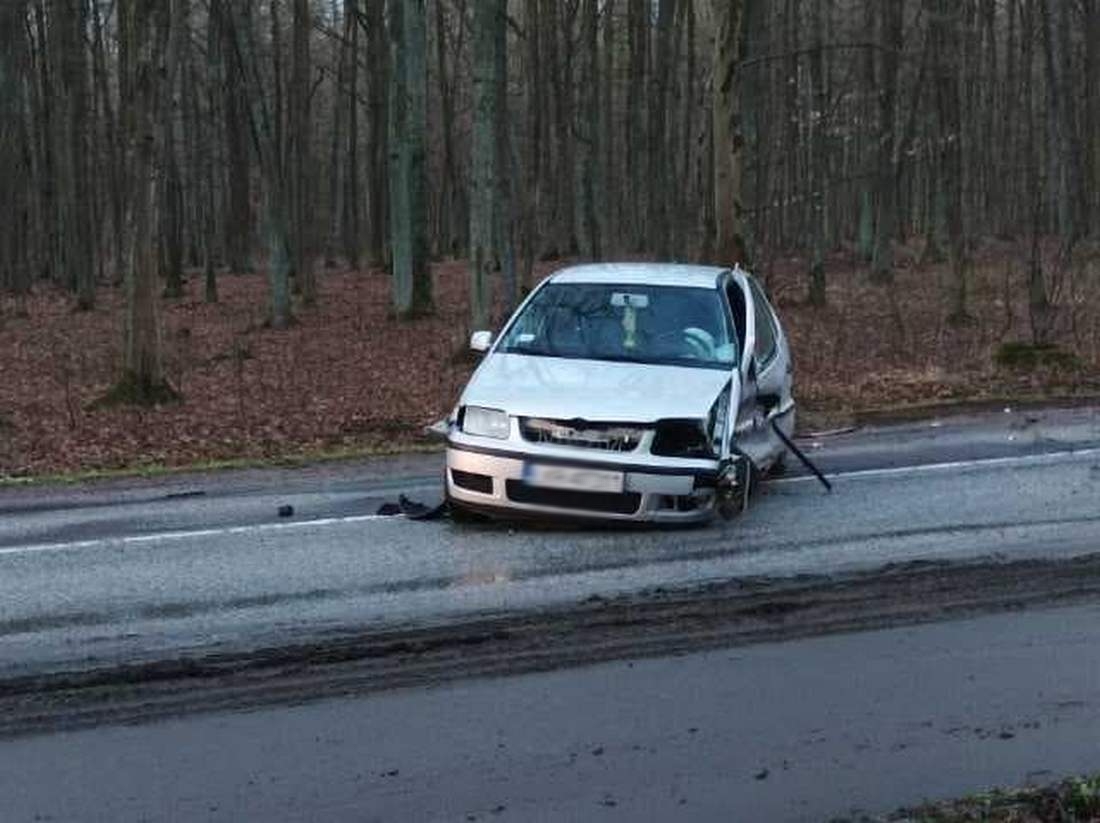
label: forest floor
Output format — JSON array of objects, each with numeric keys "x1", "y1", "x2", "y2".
[{"x1": 2, "y1": 242, "x2": 1099, "y2": 479}]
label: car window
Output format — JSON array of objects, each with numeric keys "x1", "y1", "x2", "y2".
[
  {"x1": 748, "y1": 278, "x2": 778, "y2": 365},
  {"x1": 498, "y1": 283, "x2": 738, "y2": 370},
  {"x1": 725, "y1": 281, "x2": 747, "y2": 357}
]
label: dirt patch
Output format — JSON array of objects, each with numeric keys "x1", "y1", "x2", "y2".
[
  {"x1": 1, "y1": 245, "x2": 1098, "y2": 477},
  {"x1": 5, "y1": 552, "x2": 1100, "y2": 739}
]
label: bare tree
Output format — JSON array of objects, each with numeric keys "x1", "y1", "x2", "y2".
[
  {"x1": 115, "y1": 0, "x2": 179, "y2": 402},
  {"x1": 806, "y1": 0, "x2": 828, "y2": 305},
  {"x1": 51, "y1": 0, "x2": 95, "y2": 308},
  {"x1": 468, "y1": 0, "x2": 503, "y2": 331},
  {"x1": 388, "y1": 0, "x2": 431, "y2": 318},
  {"x1": 4, "y1": 0, "x2": 1099, "y2": 346},
  {"x1": 225, "y1": 0, "x2": 294, "y2": 329},
  {"x1": 365, "y1": 0, "x2": 388, "y2": 267},
  {"x1": 575, "y1": 0, "x2": 603, "y2": 260},
  {"x1": 928, "y1": 0, "x2": 971, "y2": 323},
  {"x1": 290, "y1": 0, "x2": 315, "y2": 303},
  {"x1": 869, "y1": 0, "x2": 903, "y2": 283},
  {"x1": 712, "y1": 0, "x2": 747, "y2": 266},
  {"x1": 0, "y1": 0, "x2": 32, "y2": 299}
]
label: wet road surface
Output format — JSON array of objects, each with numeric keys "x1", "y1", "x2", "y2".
[
  {"x1": 2, "y1": 405, "x2": 1100, "y2": 821},
  {"x1": 0, "y1": 406, "x2": 1098, "y2": 682}
]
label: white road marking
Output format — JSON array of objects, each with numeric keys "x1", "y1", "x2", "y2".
[
  {"x1": 1, "y1": 447, "x2": 1097, "y2": 558},
  {"x1": 0, "y1": 513, "x2": 412, "y2": 558},
  {"x1": 772, "y1": 446, "x2": 1100, "y2": 486}
]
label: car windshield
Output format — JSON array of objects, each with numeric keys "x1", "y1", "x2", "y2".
[{"x1": 498, "y1": 283, "x2": 738, "y2": 370}]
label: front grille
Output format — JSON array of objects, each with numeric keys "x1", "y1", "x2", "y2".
[
  {"x1": 451, "y1": 469, "x2": 493, "y2": 494},
  {"x1": 506, "y1": 480, "x2": 642, "y2": 515},
  {"x1": 519, "y1": 417, "x2": 644, "y2": 452}
]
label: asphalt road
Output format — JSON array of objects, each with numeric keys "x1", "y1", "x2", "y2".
[
  {"x1": 3, "y1": 603, "x2": 1100, "y2": 822},
  {"x1": 2, "y1": 404, "x2": 1100, "y2": 821},
  {"x1": 1, "y1": 405, "x2": 1099, "y2": 682}
]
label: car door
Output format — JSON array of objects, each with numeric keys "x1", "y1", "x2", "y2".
[
  {"x1": 722, "y1": 272, "x2": 768, "y2": 466},
  {"x1": 746, "y1": 275, "x2": 795, "y2": 460},
  {"x1": 720, "y1": 271, "x2": 794, "y2": 469}
]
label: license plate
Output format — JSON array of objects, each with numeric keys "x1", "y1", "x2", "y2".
[{"x1": 523, "y1": 463, "x2": 624, "y2": 494}]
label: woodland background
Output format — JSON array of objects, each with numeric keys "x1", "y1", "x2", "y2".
[{"x1": 1, "y1": 0, "x2": 1099, "y2": 476}]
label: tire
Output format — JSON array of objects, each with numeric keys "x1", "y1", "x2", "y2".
[{"x1": 716, "y1": 456, "x2": 757, "y2": 520}]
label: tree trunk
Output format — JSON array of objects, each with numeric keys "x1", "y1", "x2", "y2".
[
  {"x1": 601, "y1": 0, "x2": 616, "y2": 257},
  {"x1": 626, "y1": 0, "x2": 648, "y2": 250},
  {"x1": 1084, "y1": 0, "x2": 1099, "y2": 237},
  {"x1": 388, "y1": 0, "x2": 431, "y2": 318},
  {"x1": 291, "y1": 0, "x2": 315, "y2": 303},
  {"x1": 52, "y1": 0, "x2": 96, "y2": 308},
  {"x1": 928, "y1": 0, "x2": 971, "y2": 324},
  {"x1": 436, "y1": 0, "x2": 465, "y2": 257},
  {"x1": 647, "y1": 0, "x2": 676, "y2": 260},
  {"x1": 222, "y1": 0, "x2": 252, "y2": 274},
  {"x1": 0, "y1": 0, "x2": 32, "y2": 297},
  {"x1": 806, "y1": 0, "x2": 828, "y2": 306},
  {"x1": 1040, "y1": 0, "x2": 1086, "y2": 242},
  {"x1": 160, "y1": 121, "x2": 185, "y2": 298},
  {"x1": 341, "y1": 0, "x2": 361, "y2": 268},
  {"x1": 202, "y1": 0, "x2": 219, "y2": 303},
  {"x1": 226, "y1": 0, "x2": 293, "y2": 328},
  {"x1": 116, "y1": 0, "x2": 179, "y2": 402},
  {"x1": 712, "y1": 0, "x2": 747, "y2": 266},
  {"x1": 576, "y1": 0, "x2": 602, "y2": 260},
  {"x1": 870, "y1": 0, "x2": 903, "y2": 283},
  {"x1": 365, "y1": 0, "x2": 388, "y2": 267},
  {"x1": 469, "y1": 0, "x2": 503, "y2": 331},
  {"x1": 520, "y1": 0, "x2": 542, "y2": 284}
]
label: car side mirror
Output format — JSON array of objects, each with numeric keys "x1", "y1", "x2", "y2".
[{"x1": 470, "y1": 330, "x2": 493, "y2": 353}]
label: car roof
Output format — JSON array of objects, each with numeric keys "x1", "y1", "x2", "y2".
[{"x1": 549, "y1": 262, "x2": 730, "y2": 289}]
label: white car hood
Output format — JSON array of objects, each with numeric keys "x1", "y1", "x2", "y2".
[{"x1": 461, "y1": 353, "x2": 733, "y2": 422}]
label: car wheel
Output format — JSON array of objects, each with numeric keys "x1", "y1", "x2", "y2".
[{"x1": 716, "y1": 457, "x2": 757, "y2": 520}]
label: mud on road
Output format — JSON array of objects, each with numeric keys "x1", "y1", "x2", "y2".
[{"x1": 5, "y1": 551, "x2": 1100, "y2": 740}]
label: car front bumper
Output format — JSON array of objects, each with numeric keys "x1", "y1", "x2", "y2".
[{"x1": 445, "y1": 441, "x2": 719, "y2": 524}]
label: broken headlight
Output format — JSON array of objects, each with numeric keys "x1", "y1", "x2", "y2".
[
  {"x1": 652, "y1": 388, "x2": 730, "y2": 459},
  {"x1": 708, "y1": 387, "x2": 730, "y2": 456},
  {"x1": 652, "y1": 419, "x2": 713, "y2": 458}
]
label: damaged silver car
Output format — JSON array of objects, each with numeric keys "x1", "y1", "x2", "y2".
[{"x1": 444, "y1": 263, "x2": 795, "y2": 523}]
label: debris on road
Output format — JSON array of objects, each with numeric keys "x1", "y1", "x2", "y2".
[{"x1": 375, "y1": 495, "x2": 450, "y2": 521}]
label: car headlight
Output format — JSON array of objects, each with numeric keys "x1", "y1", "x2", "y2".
[{"x1": 462, "y1": 406, "x2": 511, "y2": 439}]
